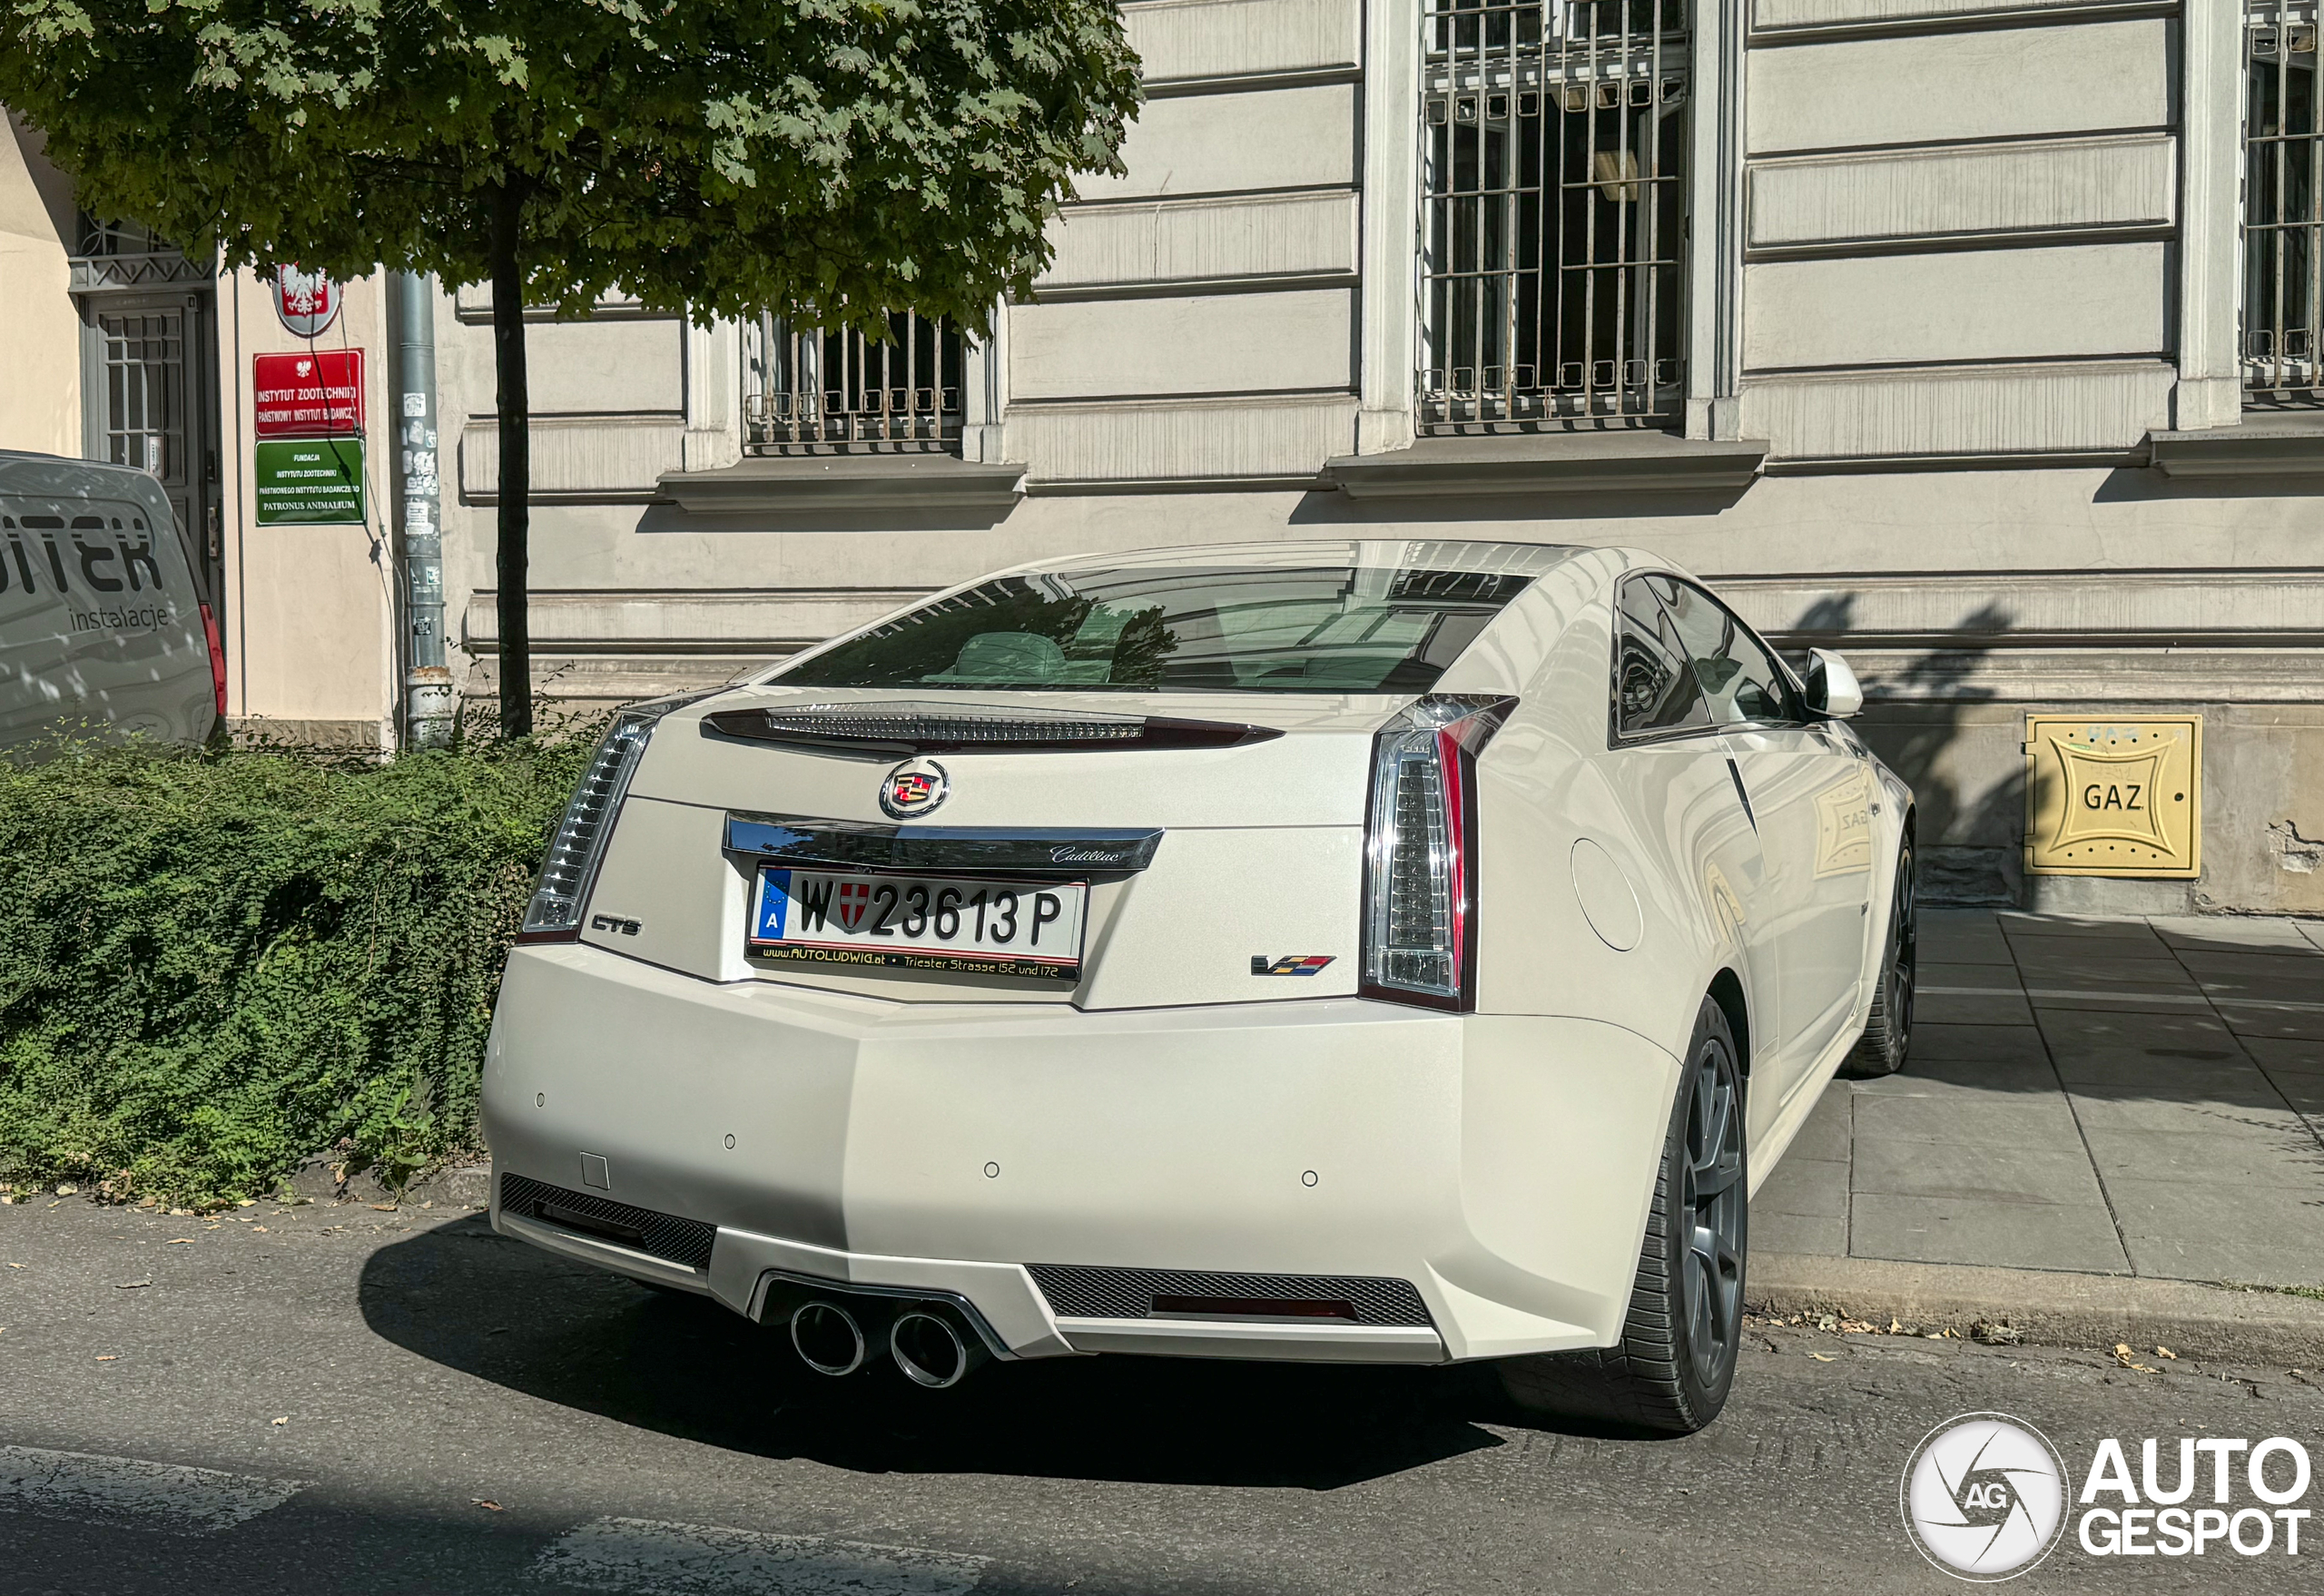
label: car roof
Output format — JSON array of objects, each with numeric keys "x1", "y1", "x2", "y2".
[{"x1": 1016, "y1": 537, "x2": 1586, "y2": 579}]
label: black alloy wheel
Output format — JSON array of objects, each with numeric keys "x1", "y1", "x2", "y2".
[
  {"x1": 1679, "y1": 1021, "x2": 1747, "y2": 1397},
  {"x1": 1842, "y1": 838, "x2": 1915, "y2": 1079}
]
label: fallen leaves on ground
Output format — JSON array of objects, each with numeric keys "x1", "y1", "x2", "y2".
[
  {"x1": 165, "y1": 1238, "x2": 194, "y2": 1246},
  {"x1": 1808, "y1": 1352, "x2": 1836, "y2": 1362},
  {"x1": 2113, "y1": 1343, "x2": 2162, "y2": 1374},
  {"x1": 271, "y1": 1416, "x2": 288, "y2": 1425},
  {"x1": 2156, "y1": 1345, "x2": 2178, "y2": 1359},
  {"x1": 473, "y1": 1499, "x2": 505, "y2": 1512}
]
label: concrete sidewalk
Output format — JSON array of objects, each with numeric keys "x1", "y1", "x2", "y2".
[{"x1": 1757, "y1": 909, "x2": 2324, "y2": 1289}]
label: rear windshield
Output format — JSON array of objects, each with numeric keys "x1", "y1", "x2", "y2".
[{"x1": 775, "y1": 564, "x2": 1538, "y2": 695}]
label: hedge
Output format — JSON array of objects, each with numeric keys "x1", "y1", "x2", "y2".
[{"x1": 0, "y1": 729, "x2": 595, "y2": 1206}]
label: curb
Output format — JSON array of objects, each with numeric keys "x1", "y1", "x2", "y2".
[{"x1": 1749, "y1": 1253, "x2": 2324, "y2": 1368}]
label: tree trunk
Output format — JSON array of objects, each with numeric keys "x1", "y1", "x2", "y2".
[{"x1": 488, "y1": 179, "x2": 532, "y2": 738}]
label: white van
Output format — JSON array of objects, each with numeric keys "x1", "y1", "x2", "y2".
[{"x1": 0, "y1": 450, "x2": 222, "y2": 749}]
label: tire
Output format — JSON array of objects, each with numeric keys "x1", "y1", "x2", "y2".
[
  {"x1": 1498, "y1": 996, "x2": 1747, "y2": 1435},
  {"x1": 1840, "y1": 835, "x2": 1915, "y2": 1079}
]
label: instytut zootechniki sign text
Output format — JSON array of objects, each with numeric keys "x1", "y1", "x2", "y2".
[{"x1": 254, "y1": 439, "x2": 364, "y2": 526}]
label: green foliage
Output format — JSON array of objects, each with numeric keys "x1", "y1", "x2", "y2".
[
  {"x1": 0, "y1": 0, "x2": 1143, "y2": 332},
  {"x1": 0, "y1": 734, "x2": 594, "y2": 1205}
]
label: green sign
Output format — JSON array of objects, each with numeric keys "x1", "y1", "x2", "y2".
[{"x1": 254, "y1": 438, "x2": 365, "y2": 525}]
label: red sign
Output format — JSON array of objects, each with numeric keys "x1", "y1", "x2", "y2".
[{"x1": 253, "y1": 350, "x2": 364, "y2": 438}]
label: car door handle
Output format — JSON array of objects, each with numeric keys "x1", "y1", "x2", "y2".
[{"x1": 1726, "y1": 758, "x2": 1757, "y2": 831}]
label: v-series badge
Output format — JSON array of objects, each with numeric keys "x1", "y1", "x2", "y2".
[{"x1": 1252, "y1": 955, "x2": 1335, "y2": 977}]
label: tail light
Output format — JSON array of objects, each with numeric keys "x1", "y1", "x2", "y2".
[
  {"x1": 517, "y1": 695, "x2": 704, "y2": 943},
  {"x1": 198, "y1": 602, "x2": 228, "y2": 720},
  {"x1": 1360, "y1": 695, "x2": 1517, "y2": 1011}
]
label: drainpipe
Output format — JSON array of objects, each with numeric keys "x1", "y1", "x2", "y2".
[{"x1": 390, "y1": 270, "x2": 452, "y2": 746}]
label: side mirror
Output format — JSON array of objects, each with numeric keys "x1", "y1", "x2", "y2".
[{"x1": 1804, "y1": 647, "x2": 1864, "y2": 719}]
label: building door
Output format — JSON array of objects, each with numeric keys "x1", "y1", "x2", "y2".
[
  {"x1": 89, "y1": 296, "x2": 221, "y2": 603},
  {"x1": 71, "y1": 218, "x2": 223, "y2": 625}
]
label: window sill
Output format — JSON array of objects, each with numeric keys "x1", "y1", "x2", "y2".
[
  {"x1": 2147, "y1": 415, "x2": 2324, "y2": 480},
  {"x1": 658, "y1": 452, "x2": 1025, "y2": 515},
  {"x1": 1324, "y1": 431, "x2": 1767, "y2": 499}
]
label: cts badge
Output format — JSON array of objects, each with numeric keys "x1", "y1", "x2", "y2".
[
  {"x1": 1253, "y1": 955, "x2": 1335, "y2": 976},
  {"x1": 879, "y1": 758, "x2": 950, "y2": 820}
]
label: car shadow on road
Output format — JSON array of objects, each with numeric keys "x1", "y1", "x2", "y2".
[{"x1": 356, "y1": 1218, "x2": 1598, "y2": 1489}]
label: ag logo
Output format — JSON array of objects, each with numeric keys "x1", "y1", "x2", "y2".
[
  {"x1": 879, "y1": 758, "x2": 950, "y2": 820},
  {"x1": 1902, "y1": 1413, "x2": 2068, "y2": 1581}
]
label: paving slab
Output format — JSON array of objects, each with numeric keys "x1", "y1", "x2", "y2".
[
  {"x1": 2218, "y1": 1004, "x2": 2324, "y2": 1041},
  {"x1": 1916, "y1": 940, "x2": 2014, "y2": 969},
  {"x1": 2104, "y1": 1179, "x2": 2324, "y2": 1286},
  {"x1": 1751, "y1": 1209, "x2": 1846, "y2": 1257},
  {"x1": 2185, "y1": 970, "x2": 2324, "y2": 1007},
  {"x1": 1896, "y1": 1022, "x2": 2049, "y2": 1066},
  {"x1": 1997, "y1": 913, "x2": 2168, "y2": 944},
  {"x1": 2171, "y1": 945, "x2": 2324, "y2": 976},
  {"x1": 2078, "y1": 1123, "x2": 2324, "y2": 1188},
  {"x1": 1917, "y1": 914, "x2": 2014, "y2": 966},
  {"x1": 2242, "y1": 1035, "x2": 2324, "y2": 1074},
  {"x1": 1920, "y1": 961, "x2": 2022, "y2": 993},
  {"x1": 1856, "y1": 1054, "x2": 2055, "y2": 1095},
  {"x1": 2009, "y1": 951, "x2": 2203, "y2": 990},
  {"x1": 2251, "y1": 1078, "x2": 2324, "y2": 1125},
  {"x1": 1847, "y1": 1192, "x2": 2129, "y2": 1274},
  {"x1": 1782, "y1": 1093, "x2": 1852, "y2": 1163},
  {"x1": 2150, "y1": 914, "x2": 2320, "y2": 951},
  {"x1": 2067, "y1": 1088, "x2": 2313, "y2": 1138},
  {"x1": 2034, "y1": 1006, "x2": 2244, "y2": 1059},
  {"x1": 1851, "y1": 1090, "x2": 2083, "y2": 1148},
  {"x1": 1850, "y1": 1136, "x2": 2112, "y2": 1207},
  {"x1": 1917, "y1": 986, "x2": 2034, "y2": 1025},
  {"x1": 1763, "y1": 911, "x2": 2324, "y2": 1296},
  {"x1": 2046, "y1": 1055, "x2": 2279, "y2": 1095},
  {"x1": 1756, "y1": 1155, "x2": 1848, "y2": 1219}
]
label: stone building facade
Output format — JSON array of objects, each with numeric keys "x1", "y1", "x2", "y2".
[{"x1": 6, "y1": 0, "x2": 2322, "y2": 914}]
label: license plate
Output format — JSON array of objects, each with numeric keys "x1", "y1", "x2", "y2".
[{"x1": 747, "y1": 867, "x2": 1088, "y2": 981}]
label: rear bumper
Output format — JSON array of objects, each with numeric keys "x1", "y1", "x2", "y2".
[{"x1": 483, "y1": 943, "x2": 1681, "y2": 1363}]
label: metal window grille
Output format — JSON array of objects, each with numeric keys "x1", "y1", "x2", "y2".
[
  {"x1": 743, "y1": 311, "x2": 964, "y2": 448},
  {"x1": 1420, "y1": 0, "x2": 1689, "y2": 431},
  {"x1": 2248, "y1": 2, "x2": 2324, "y2": 402},
  {"x1": 99, "y1": 310, "x2": 185, "y2": 483}
]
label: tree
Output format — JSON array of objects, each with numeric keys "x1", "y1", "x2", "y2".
[{"x1": 0, "y1": 0, "x2": 1140, "y2": 736}]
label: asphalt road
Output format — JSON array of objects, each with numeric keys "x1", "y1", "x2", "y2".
[{"x1": 2, "y1": 1196, "x2": 2319, "y2": 1595}]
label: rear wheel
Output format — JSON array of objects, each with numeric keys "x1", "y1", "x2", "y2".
[
  {"x1": 1499, "y1": 996, "x2": 1746, "y2": 1435},
  {"x1": 1841, "y1": 837, "x2": 1915, "y2": 1079}
]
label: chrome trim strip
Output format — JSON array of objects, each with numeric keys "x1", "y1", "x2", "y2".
[{"x1": 724, "y1": 813, "x2": 1163, "y2": 875}]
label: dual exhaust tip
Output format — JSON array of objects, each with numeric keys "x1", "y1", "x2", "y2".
[{"x1": 788, "y1": 1298, "x2": 987, "y2": 1388}]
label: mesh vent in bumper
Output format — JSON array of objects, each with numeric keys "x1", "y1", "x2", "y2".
[
  {"x1": 1027, "y1": 1263, "x2": 1433, "y2": 1327},
  {"x1": 497, "y1": 1173, "x2": 715, "y2": 1270}
]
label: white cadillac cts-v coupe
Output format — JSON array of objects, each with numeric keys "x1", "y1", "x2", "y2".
[{"x1": 483, "y1": 539, "x2": 1915, "y2": 1433}]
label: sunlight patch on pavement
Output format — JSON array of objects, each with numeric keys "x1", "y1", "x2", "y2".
[
  {"x1": 533, "y1": 1516, "x2": 990, "y2": 1595},
  {"x1": 0, "y1": 1444, "x2": 304, "y2": 1535}
]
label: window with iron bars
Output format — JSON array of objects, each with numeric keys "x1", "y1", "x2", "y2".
[
  {"x1": 743, "y1": 310, "x2": 965, "y2": 449},
  {"x1": 2248, "y1": 1, "x2": 2324, "y2": 403},
  {"x1": 1419, "y1": 0, "x2": 1689, "y2": 432}
]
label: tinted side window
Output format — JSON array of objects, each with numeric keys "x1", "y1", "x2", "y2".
[
  {"x1": 1614, "y1": 576, "x2": 1710, "y2": 737},
  {"x1": 1646, "y1": 576, "x2": 1802, "y2": 727}
]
